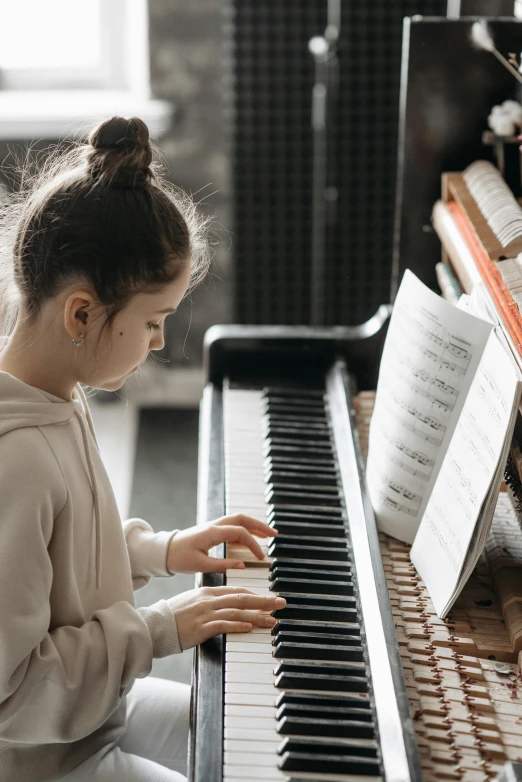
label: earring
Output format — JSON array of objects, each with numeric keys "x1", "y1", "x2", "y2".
[{"x1": 72, "y1": 332, "x2": 84, "y2": 347}]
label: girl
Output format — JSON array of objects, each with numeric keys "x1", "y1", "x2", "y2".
[{"x1": 0, "y1": 116, "x2": 285, "y2": 782}]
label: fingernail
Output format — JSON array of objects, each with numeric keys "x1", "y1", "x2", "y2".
[
  {"x1": 265, "y1": 616, "x2": 277, "y2": 626},
  {"x1": 234, "y1": 562, "x2": 245, "y2": 569},
  {"x1": 275, "y1": 597, "x2": 286, "y2": 606}
]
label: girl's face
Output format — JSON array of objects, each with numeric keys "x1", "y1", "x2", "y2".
[{"x1": 76, "y1": 261, "x2": 192, "y2": 392}]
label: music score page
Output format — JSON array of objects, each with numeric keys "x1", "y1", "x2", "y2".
[
  {"x1": 366, "y1": 270, "x2": 494, "y2": 543},
  {"x1": 410, "y1": 329, "x2": 521, "y2": 617}
]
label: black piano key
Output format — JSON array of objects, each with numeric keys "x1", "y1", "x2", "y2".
[
  {"x1": 269, "y1": 557, "x2": 351, "y2": 572},
  {"x1": 264, "y1": 458, "x2": 336, "y2": 474},
  {"x1": 266, "y1": 481, "x2": 340, "y2": 495},
  {"x1": 265, "y1": 399, "x2": 326, "y2": 411},
  {"x1": 268, "y1": 520, "x2": 346, "y2": 537},
  {"x1": 278, "y1": 736, "x2": 378, "y2": 758},
  {"x1": 274, "y1": 660, "x2": 368, "y2": 691},
  {"x1": 275, "y1": 670, "x2": 367, "y2": 693},
  {"x1": 263, "y1": 460, "x2": 336, "y2": 475},
  {"x1": 273, "y1": 631, "x2": 362, "y2": 646},
  {"x1": 264, "y1": 418, "x2": 330, "y2": 431},
  {"x1": 277, "y1": 714, "x2": 375, "y2": 739},
  {"x1": 265, "y1": 406, "x2": 329, "y2": 419},
  {"x1": 265, "y1": 443, "x2": 334, "y2": 459},
  {"x1": 272, "y1": 620, "x2": 361, "y2": 637},
  {"x1": 282, "y1": 777, "x2": 376, "y2": 782},
  {"x1": 273, "y1": 593, "x2": 356, "y2": 608},
  {"x1": 276, "y1": 691, "x2": 372, "y2": 710},
  {"x1": 265, "y1": 389, "x2": 326, "y2": 399},
  {"x1": 270, "y1": 532, "x2": 347, "y2": 545},
  {"x1": 266, "y1": 436, "x2": 333, "y2": 450},
  {"x1": 276, "y1": 701, "x2": 373, "y2": 721},
  {"x1": 273, "y1": 641, "x2": 364, "y2": 662},
  {"x1": 266, "y1": 425, "x2": 332, "y2": 440},
  {"x1": 265, "y1": 470, "x2": 338, "y2": 486},
  {"x1": 263, "y1": 386, "x2": 325, "y2": 398},
  {"x1": 268, "y1": 505, "x2": 343, "y2": 518},
  {"x1": 272, "y1": 602, "x2": 358, "y2": 623},
  {"x1": 279, "y1": 750, "x2": 380, "y2": 776},
  {"x1": 266, "y1": 433, "x2": 332, "y2": 448},
  {"x1": 269, "y1": 542, "x2": 349, "y2": 561},
  {"x1": 270, "y1": 566, "x2": 352, "y2": 581},
  {"x1": 275, "y1": 658, "x2": 366, "y2": 675},
  {"x1": 266, "y1": 489, "x2": 341, "y2": 507},
  {"x1": 270, "y1": 577, "x2": 353, "y2": 595}
]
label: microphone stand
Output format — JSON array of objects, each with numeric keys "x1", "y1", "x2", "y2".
[{"x1": 308, "y1": 0, "x2": 341, "y2": 326}]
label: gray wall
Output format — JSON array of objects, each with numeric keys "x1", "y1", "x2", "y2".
[{"x1": 0, "y1": 0, "x2": 232, "y2": 367}]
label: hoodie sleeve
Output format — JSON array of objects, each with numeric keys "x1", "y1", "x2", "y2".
[
  {"x1": 0, "y1": 431, "x2": 182, "y2": 746},
  {"x1": 123, "y1": 518, "x2": 179, "y2": 591}
]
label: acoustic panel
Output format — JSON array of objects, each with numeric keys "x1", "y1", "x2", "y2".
[{"x1": 225, "y1": 0, "x2": 447, "y2": 326}]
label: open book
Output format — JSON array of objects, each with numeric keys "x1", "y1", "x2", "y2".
[{"x1": 366, "y1": 270, "x2": 522, "y2": 618}]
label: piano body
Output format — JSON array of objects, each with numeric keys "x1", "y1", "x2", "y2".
[
  {"x1": 190, "y1": 316, "x2": 427, "y2": 782},
  {"x1": 189, "y1": 183, "x2": 522, "y2": 782},
  {"x1": 187, "y1": 13, "x2": 522, "y2": 782}
]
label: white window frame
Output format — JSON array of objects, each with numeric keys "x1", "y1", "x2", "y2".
[{"x1": 0, "y1": 0, "x2": 173, "y2": 139}]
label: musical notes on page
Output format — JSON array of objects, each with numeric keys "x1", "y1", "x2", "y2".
[
  {"x1": 366, "y1": 270, "x2": 495, "y2": 544},
  {"x1": 411, "y1": 328, "x2": 521, "y2": 618}
]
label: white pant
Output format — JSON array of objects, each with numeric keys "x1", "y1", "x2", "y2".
[{"x1": 57, "y1": 676, "x2": 190, "y2": 781}]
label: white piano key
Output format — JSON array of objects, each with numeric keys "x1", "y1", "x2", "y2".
[
  {"x1": 226, "y1": 642, "x2": 273, "y2": 654},
  {"x1": 223, "y1": 765, "x2": 284, "y2": 780},
  {"x1": 224, "y1": 727, "x2": 279, "y2": 742},
  {"x1": 225, "y1": 670, "x2": 274, "y2": 684},
  {"x1": 226, "y1": 658, "x2": 274, "y2": 667},
  {"x1": 225, "y1": 752, "x2": 278, "y2": 767},
  {"x1": 226, "y1": 569, "x2": 270, "y2": 580},
  {"x1": 225, "y1": 692, "x2": 277, "y2": 706},
  {"x1": 227, "y1": 548, "x2": 273, "y2": 563},
  {"x1": 226, "y1": 652, "x2": 274, "y2": 663},
  {"x1": 225, "y1": 629, "x2": 272, "y2": 640},
  {"x1": 224, "y1": 704, "x2": 275, "y2": 717},
  {"x1": 224, "y1": 739, "x2": 276, "y2": 753},
  {"x1": 225, "y1": 715, "x2": 275, "y2": 729},
  {"x1": 225, "y1": 682, "x2": 276, "y2": 695}
]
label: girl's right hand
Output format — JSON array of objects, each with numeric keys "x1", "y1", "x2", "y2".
[{"x1": 167, "y1": 586, "x2": 287, "y2": 650}]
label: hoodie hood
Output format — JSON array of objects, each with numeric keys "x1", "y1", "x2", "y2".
[{"x1": 0, "y1": 350, "x2": 103, "y2": 589}]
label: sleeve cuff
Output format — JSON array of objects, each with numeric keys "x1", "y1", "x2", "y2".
[
  {"x1": 136, "y1": 599, "x2": 183, "y2": 657},
  {"x1": 123, "y1": 518, "x2": 179, "y2": 578}
]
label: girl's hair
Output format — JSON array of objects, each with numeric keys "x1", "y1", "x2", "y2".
[{"x1": 0, "y1": 116, "x2": 212, "y2": 346}]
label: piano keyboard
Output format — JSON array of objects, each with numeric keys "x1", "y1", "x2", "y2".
[{"x1": 223, "y1": 384, "x2": 382, "y2": 782}]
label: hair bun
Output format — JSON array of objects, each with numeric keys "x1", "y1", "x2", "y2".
[{"x1": 87, "y1": 116, "x2": 153, "y2": 187}]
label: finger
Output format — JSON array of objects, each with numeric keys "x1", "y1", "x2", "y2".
[
  {"x1": 213, "y1": 608, "x2": 277, "y2": 628},
  {"x1": 203, "y1": 586, "x2": 259, "y2": 596},
  {"x1": 211, "y1": 526, "x2": 265, "y2": 559},
  {"x1": 202, "y1": 620, "x2": 253, "y2": 638},
  {"x1": 212, "y1": 593, "x2": 287, "y2": 611},
  {"x1": 215, "y1": 514, "x2": 278, "y2": 537}
]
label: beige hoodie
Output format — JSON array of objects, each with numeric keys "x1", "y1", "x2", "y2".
[{"x1": 0, "y1": 366, "x2": 184, "y2": 782}]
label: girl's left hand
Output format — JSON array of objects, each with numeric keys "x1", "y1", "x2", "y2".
[{"x1": 165, "y1": 514, "x2": 278, "y2": 574}]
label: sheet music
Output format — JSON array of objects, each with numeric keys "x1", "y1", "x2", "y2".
[
  {"x1": 410, "y1": 328, "x2": 521, "y2": 617},
  {"x1": 366, "y1": 270, "x2": 494, "y2": 543}
]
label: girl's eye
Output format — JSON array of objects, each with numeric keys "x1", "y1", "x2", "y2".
[{"x1": 148, "y1": 323, "x2": 161, "y2": 331}]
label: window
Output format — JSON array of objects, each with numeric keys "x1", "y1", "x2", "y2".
[{"x1": 0, "y1": 0, "x2": 172, "y2": 139}]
